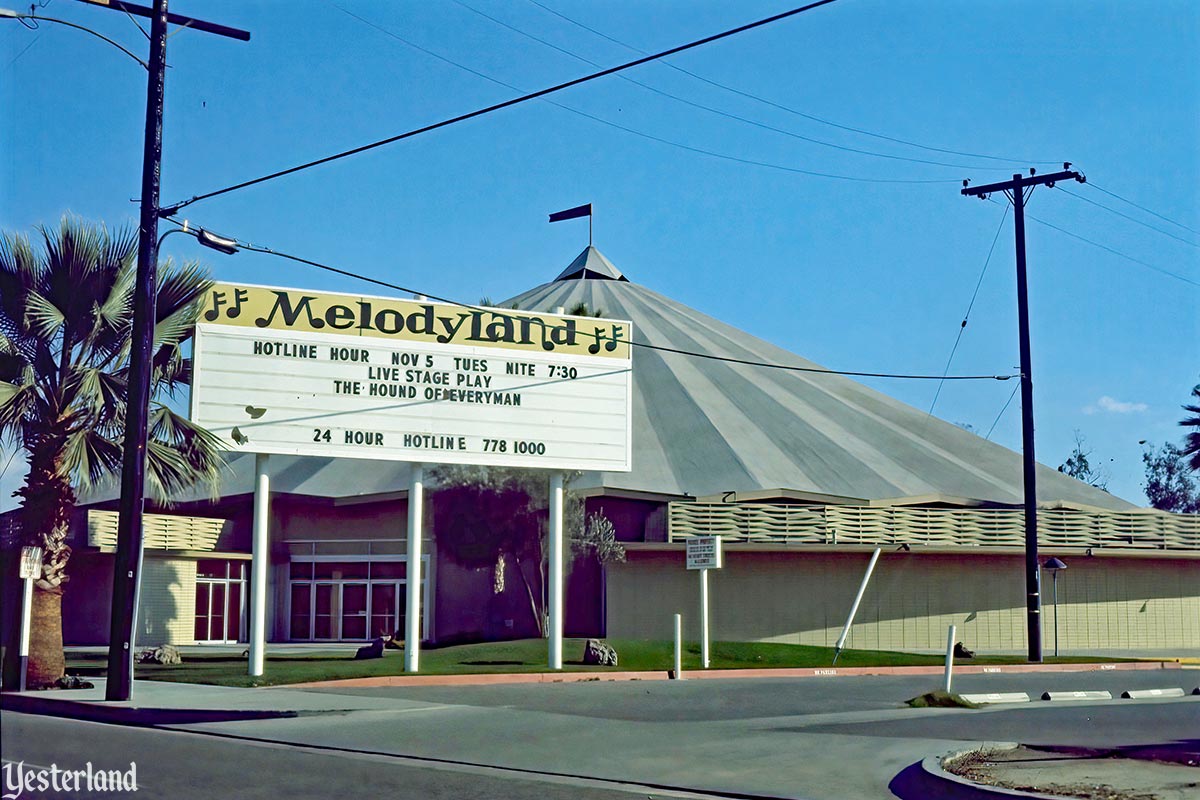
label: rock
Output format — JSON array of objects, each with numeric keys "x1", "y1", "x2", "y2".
[
  {"x1": 582, "y1": 638, "x2": 618, "y2": 667},
  {"x1": 55, "y1": 675, "x2": 95, "y2": 690},
  {"x1": 954, "y1": 642, "x2": 976, "y2": 659},
  {"x1": 354, "y1": 637, "x2": 386, "y2": 660},
  {"x1": 384, "y1": 632, "x2": 403, "y2": 650},
  {"x1": 136, "y1": 645, "x2": 182, "y2": 665}
]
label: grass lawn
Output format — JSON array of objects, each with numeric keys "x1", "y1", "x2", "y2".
[{"x1": 64, "y1": 639, "x2": 1138, "y2": 688}]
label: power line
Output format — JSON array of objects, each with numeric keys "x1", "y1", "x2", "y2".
[
  {"x1": 1087, "y1": 182, "x2": 1199, "y2": 236},
  {"x1": 524, "y1": 0, "x2": 1062, "y2": 168},
  {"x1": 453, "y1": 0, "x2": 995, "y2": 171},
  {"x1": 163, "y1": 0, "x2": 845, "y2": 213},
  {"x1": 928, "y1": 204, "x2": 1009, "y2": 416},
  {"x1": 986, "y1": 198, "x2": 1200, "y2": 288},
  {"x1": 1055, "y1": 185, "x2": 1197, "y2": 248},
  {"x1": 331, "y1": 6, "x2": 958, "y2": 185},
  {"x1": 168, "y1": 220, "x2": 1017, "y2": 382},
  {"x1": 985, "y1": 382, "x2": 1020, "y2": 440}
]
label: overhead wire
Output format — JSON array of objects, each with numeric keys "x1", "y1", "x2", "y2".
[
  {"x1": 984, "y1": 198, "x2": 1200, "y2": 288},
  {"x1": 452, "y1": 0, "x2": 998, "y2": 171},
  {"x1": 984, "y1": 382, "x2": 1020, "y2": 441},
  {"x1": 524, "y1": 0, "x2": 1062, "y2": 167},
  {"x1": 168, "y1": 0, "x2": 966, "y2": 212},
  {"x1": 927, "y1": 204, "x2": 1009, "y2": 417},
  {"x1": 1054, "y1": 185, "x2": 1198, "y2": 248},
  {"x1": 1086, "y1": 182, "x2": 1199, "y2": 236},
  {"x1": 326, "y1": 5, "x2": 958, "y2": 186},
  {"x1": 164, "y1": 218, "x2": 1017, "y2": 382}
]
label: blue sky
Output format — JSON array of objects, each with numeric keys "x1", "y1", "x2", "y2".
[{"x1": 2, "y1": 0, "x2": 1198, "y2": 509}]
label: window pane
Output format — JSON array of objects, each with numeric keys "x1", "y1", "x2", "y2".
[
  {"x1": 290, "y1": 584, "x2": 311, "y2": 640},
  {"x1": 313, "y1": 540, "x2": 369, "y2": 556},
  {"x1": 194, "y1": 583, "x2": 210, "y2": 641},
  {"x1": 289, "y1": 561, "x2": 313, "y2": 580},
  {"x1": 370, "y1": 561, "x2": 406, "y2": 579},
  {"x1": 314, "y1": 560, "x2": 369, "y2": 580},
  {"x1": 370, "y1": 540, "x2": 405, "y2": 555},
  {"x1": 314, "y1": 584, "x2": 334, "y2": 639},
  {"x1": 210, "y1": 584, "x2": 226, "y2": 641},
  {"x1": 197, "y1": 559, "x2": 227, "y2": 579},
  {"x1": 227, "y1": 583, "x2": 242, "y2": 641}
]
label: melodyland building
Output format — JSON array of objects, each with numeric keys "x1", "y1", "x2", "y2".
[{"x1": 5, "y1": 246, "x2": 1197, "y2": 657}]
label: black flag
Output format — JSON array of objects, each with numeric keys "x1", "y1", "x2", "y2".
[{"x1": 548, "y1": 203, "x2": 591, "y2": 223}]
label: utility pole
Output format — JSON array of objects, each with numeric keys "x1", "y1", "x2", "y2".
[
  {"x1": 75, "y1": 0, "x2": 249, "y2": 702},
  {"x1": 961, "y1": 166, "x2": 1084, "y2": 663}
]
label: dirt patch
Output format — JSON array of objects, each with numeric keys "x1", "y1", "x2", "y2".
[{"x1": 945, "y1": 745, "x2": 1199, "y2": 800}]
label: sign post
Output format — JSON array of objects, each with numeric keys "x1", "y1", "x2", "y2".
[
  {"x1": 686, "y1": 536, "x2": 722, "y2": 669},
  {"x1": 18, "y1": 546, "x2": 43, "y2": 692}
]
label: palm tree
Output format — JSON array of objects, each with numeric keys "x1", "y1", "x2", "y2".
[
  {"x1": 1181, "y1": 383, "x2": 1200, "y2": 473},
  {"x1": 0, "y1": 217, "x2": 223, "y2": 687}
]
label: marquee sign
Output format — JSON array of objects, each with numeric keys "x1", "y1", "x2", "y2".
[{"x1": 191, "y1": 282, "x2": 633, "y2": 471}]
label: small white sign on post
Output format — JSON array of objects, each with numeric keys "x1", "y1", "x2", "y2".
[
  {"x1": 685, "y1": 537, "x2": 722, "y2": 669},
  {"x1": 18, "y1": 546, "x2": 42, "y2": 692},
  {"x1": 686, "y1": 536, "x2": 723, "y2": 570},
  {"x1": 19, "y1": 546, "x2": 43, "y2": 580}
]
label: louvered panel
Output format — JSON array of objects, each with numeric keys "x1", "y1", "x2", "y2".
[
  {"x1": 87, "y1": 510, "x2": 226, "y2": 551},
  {"x1": 668, "y1": 502, "x2": 1198, "y2": 551}
]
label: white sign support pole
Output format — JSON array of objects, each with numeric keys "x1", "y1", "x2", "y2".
[
  {"x1": 405, "y1": 463, "x2": 424, "y2": 673},
  {"x1": 548, "y1": 472, "x2": 564, "y2": 670},
  {"x1": 18, "y1": 576, "x2": 34, "y2": 692},
  {"x1": 943, "y1": 624, "x2": 957, "y2": 693},
  {"x1": 673, "y1": 613, "x2": 683, "y2": 679},
  {"x1": 249, "y1": 453, "x2": 270, "y2": 677},
  {"x1": 832, "y1": 547, "x2": 882, "y2": 665},
  {"x1": 700, "y1": 568, "x2": 710, "y2": 669}
]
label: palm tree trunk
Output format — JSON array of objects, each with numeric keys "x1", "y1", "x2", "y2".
[{"x1": 26, "y1": 587, "x2": 65, "y2": 688}]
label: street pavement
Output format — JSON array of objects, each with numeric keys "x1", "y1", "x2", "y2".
[{"x1": 2, "y1": 667, "x2": 1196, "y2": 799}]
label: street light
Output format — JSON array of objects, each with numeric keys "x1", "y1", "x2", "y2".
[{"x1": 1044, "y1": 557, "x2": 1068, "y2": 658}]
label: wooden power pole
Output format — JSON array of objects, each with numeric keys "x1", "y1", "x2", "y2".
[{"x1": 962, "y1": 166, "x2": 1085, "y2": 663}]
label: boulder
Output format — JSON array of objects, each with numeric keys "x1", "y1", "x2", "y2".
[
  {"x1": 136, "y1": 645, "x2": 182, "y2": 665},
  {"x1": 582, "y1": 638, "x2": 618, "y2": 667},
  {"x1": 354, "y1": 637, "x2": 386, "y2": 660}
]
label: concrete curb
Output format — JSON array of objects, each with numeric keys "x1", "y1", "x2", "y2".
[
  {"x1": 283, "y1": 659, "x2": 1180, "y2": 690},
  {"x1": 0, "y1": 692, "x2": 298, "y2": 725},
  {"x1": 1039, "y1": 690, "x2": 1112, "y2": 701},
  {"x1": 921, "y1": 744, "x2": 1069, "y2": 800}
]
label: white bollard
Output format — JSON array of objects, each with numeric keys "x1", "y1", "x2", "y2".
[
  {"x1": 700, "y1": 568, "x2": 710, "y2": 669},
  {"x1": 673, "y1": 613, "x2": 683, "y2": 679},
  {"x1": 943, "y1": 624, "x2": 957, "y2": 693}
]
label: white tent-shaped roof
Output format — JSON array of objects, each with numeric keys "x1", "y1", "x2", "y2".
[{"x1": 505, "y1": 246, "x2": 1133, "y2": 510}]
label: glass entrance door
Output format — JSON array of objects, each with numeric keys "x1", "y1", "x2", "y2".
[
  {"x1": 370, "y1": 583, "x2": 398, "y2": 639},
  {"x1": 194, "y1": 559, "x2": 246, "y2": 643}
]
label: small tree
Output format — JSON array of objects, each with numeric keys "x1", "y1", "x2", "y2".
[
  {"x1": 1142, "y1": 442, "x2": 1200, "y2": 513},
  {"x1": 1057, "y1": 431, "x2": 1109, "y2": 491},
  {"x1": 430, "y1": 464, "x2": 616, "y2": 636}
]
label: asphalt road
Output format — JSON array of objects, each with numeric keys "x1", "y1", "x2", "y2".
[
  {"x1": 3, "y1": 670, "x2": 1196, "y2": 800},
  {"x1": 1, "y1": 713, "x2": 728, "y2": 800}
]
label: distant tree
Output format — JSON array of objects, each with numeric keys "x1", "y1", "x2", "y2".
[
  {"x1": 1142, "y1": 442, "x2": 1200, "y2": 513},
  {"x1": 1057, "y1": 431, "x2": 1109, "y2": 491},
  {"x1": 566, "y1": 301, "x2": 604, "y2": 318},
  {"x1": 1180, "y1": 383, "x2": 1200, "y2": 472}
]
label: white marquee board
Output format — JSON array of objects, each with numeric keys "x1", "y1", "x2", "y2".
[{"x1": 191, "y1": 283, "x2": 633, "y2": 471}]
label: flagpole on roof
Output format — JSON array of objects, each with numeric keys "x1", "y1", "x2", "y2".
[{"x1": 548, "y1": 203, "x2": 593, "y2": 249}]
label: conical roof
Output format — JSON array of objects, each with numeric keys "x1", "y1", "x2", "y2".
[
  {"x1": 507, "y1": 248, "x2": 1134, "y2": 510},
  {"x1": 554, "y1": 246, "x2": 628, "y2": 282}
]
